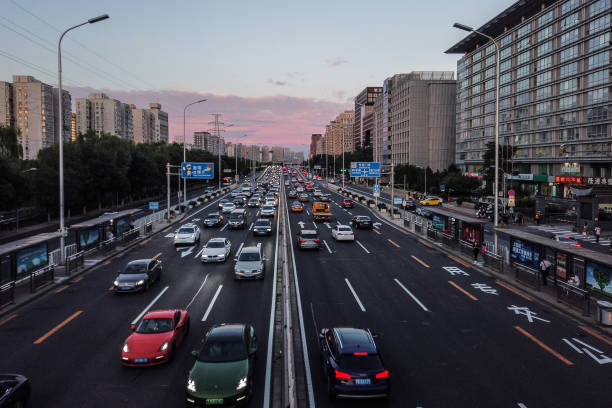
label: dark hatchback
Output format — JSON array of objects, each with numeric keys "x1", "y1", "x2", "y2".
[
  {"x1": 252, "y1": 219, "x2": 273, "y2": 236},
  {"x1": 203, "y1": 212, "x2": 223, "y2": 228},
  {"x1": 350, "y1": 216, "x2": 373, "y2": 229},
  {"x1": 0, "y1": 374, "x2": 30, "y2": 408},
  {"x1": 319, "y1": 327, "x2": 389, "y2": 399},
  {"x1": 404, "y1": 199, "x2": 416, "y2": 211},
  {"x1": 113, "y1": 259, "x2": 162, "y2": 293}
]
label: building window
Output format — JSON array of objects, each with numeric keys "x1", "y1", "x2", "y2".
[
  {"x1": 537, "y1": 41, "x2": 553, "y2": 57},
  {"x1": 588, "y1": 51, "x2": 610, "y2": 69},
  {"x1": 517, "y1": 120, "x2": 530, "y2": 131},
  {"x1": 538, "y1": 10, "x2": 554, "y2": 26},
  {"x1": 516, "y1": 92, "x2": 530, "y2": 105},
  {"x1": 535, "y1": 131, "x2": 552, "y2": 143},
  {"x1": 472, "y1": 51, "x2": 482, "y2": 62},
  {"x1": 517, "y1": 51, "x2": 530, "y2": 65},
  {"x1": 536, "y1": 101, "x2": 552, "y2": 114},
  {"x1": 485, "y1": 115, "x2": 495, "y2": 125},
  {"x1": 559, "y1": 127, "x2": 579, "y2": 141},
  {"x1": 471, "y1": 107, "x2": 481, "y2": 117},
  {"x1": 484, "y1": 90, "x2": 495, "y2": 102},
  {"x1": 561, "y1": 0, "x2": 580, "y2": 15},
  {"x1": 500, "y1": 72, "x2": 512, "y2": 85},
  {"x1": 587, "y1": 124, "x2": 609, "y2": 138},
  {"x1": 486, "y1": 55, "x2": 496, "y2": 67},
  {"x1": 589, "y1": 0, "x2": 611, "y2": 17},
  {"x1": 500, "y1": 85, "x2": 512, "y2": 97},
  {"x1": 472, "y1": 73, "x2": 481, "y2": 84},
  {"x1": 559, "y1": 61, "x2": 578, "y2": 78},
  {"x1": 559, "y1": 95, "x2": 577, "y2": 109},
  {"x1": 500, "y1": 47, "x2": 511, "y2": 60},
  {"x1": 587, "y1": 69, "x2": 609, "y2": 87},
  {"x1": 559, "y1": 78, "x2": 578, "y2": 94},
  {"x1": 514, "y1": 134, "x2": 529, "y2": 144},
  {"x1": 514, "y1": 147, "x2": 530, "y2": 158},
  {"x1": 517, "y1": 78, "x2": 530, "y2": 92},
  {"x1": 484, "y1": 126, "x2": 495, "y2": 136},
  {"x1": 537, "y1": 56, "x2": 552, "y2": 71},
  {"x1": 516, "y1": 107, "x2": 530, "y2": 118},
  {"x1": 472, "y1": 95, "x2": 482, "y2": 105},
  {"x1": 517, "y1": 37, "x2": 531, "y2": 51},
  {"x1": 500, "y1": 97, "x2": 511, "y2": 109},
  {"x1": 473, "y1": 61, "x2": 482, "y2": 72},
  {"x1": 486, "y1": 43, "x2": 496, "y2": 55},
  {"x1": 538, "y1": 26, "x2": 553, "y2": 42},
  {"x1": 536, "y1": 85, "x2": 552, "y2": 100},
  {"x1": 559, "y1": 111, "x2": 578, "y2": 125},
  {"x1": 501, "y1": 33, "x2": 513, "y2": 47},
  {"x1": 588, "y1": 32, "x2": 610, "y2": 52},
  {"x1": 485, "y1": 68, "x2": 495, "y2": 79},
  {"x1": 560, "y1": 28, "x2": 579, "y2": 46},
  {"x1": 536, "y1": 116, "x2": 553, "y2": 129},
  {"x1": 500, "y1": 59, "x2": 512, "y2": 72},
  {"x1": 536, "y1": 71, "x2": 552, "y2": 85},
  {"x1": 485, "y1": 102, "x2": 495, "y2": 113},
  {"x1": 560, "y1": 45, "x2": 579, "y2": 63},
  {"x1": 560, "y1": 12, "x2": 580, "y2": 29},
  {"x1": 587, "y1": 87, "x2": 609, "y2": 104},
  {"x1": 472, "y1": 84, "x2": 481, "y2": 94},
  {"x1": 485, "y1": 79, "x2": 495, "y2": 90},
  {"x1": 589, "y1": 14, "x2": 610, "y2": 34},
  {"x1": 517, "y1": 65, "x2": 530, "y2": 78},
  {"x1": 518, "y1": 23, "x2": 531, "y2": 38},
  {"x1": 535, "y1": 146, "x2": 552, "y2": 157},
  {"x1": 587, "y1": 106, "x2": 608, "y2": 121}
]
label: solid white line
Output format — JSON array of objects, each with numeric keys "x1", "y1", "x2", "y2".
[
  {"x1": 348, "y1": 211, "x2": 352, "y2": 215},
  {"x1": 562, "y1": 338, "x2": 583, "y2": 354},
  {"x1": 131, "y1": 286, "x2": 169, "y2": 325},
  {"x1": 236, "y1": 242, "x2": 244, "y2": 255},
  {"x1": 201, "y1": 284, "x2": 223, "y2": 321},
  {"x1": 220, "y1": 223, "x2": 228, "y2": 231},
  {"x1": 306, "y1": 210, "x2": 310, "y2": 215},
  {"x1": 194, "y1": 247, "x2": 204, "y2": 259},
  {"x1": 323, "y1": 240, "x2": 332, "y2": 254},
  {"x1": 312, "y1": 222, "x2": 318, "y2": 229},
  {"x1": 517, "y1": 404, "x2": 528, "y2": 408},
  {"x1": 248, "y1": 222, "x2": 254, "y2": 231},
  {"x1": 356, "y1": 240, "x2": 370, "y2": 254},
  {"x1": 184, "y1": 191, "x2": 232, "y2": 221},
  {"x1": 394, "y1": 279, "x2": 429, "y2": 312},
  {"x1": 345, "y1": 278, "x2": 366, "y2": 312},
  {"x1": 184, "y1": 274, "x2": 209, "y2": 310}
]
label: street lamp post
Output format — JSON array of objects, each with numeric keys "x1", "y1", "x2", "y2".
[
  {"x1": 58, "y1": 14, "x2": 109, "y2": 263},
  {"x1": 183, "y1": 98, "x2": 207, "y2": 212},
  {"x1": 217, "y1": 124, "x2": 234, "y2": 190},
  {"x1": 454, "y1": 22, "x2": 500, "y2": 252},
  {"x1": 233, "y1": 135, "x2": 248, "y2": 182}
]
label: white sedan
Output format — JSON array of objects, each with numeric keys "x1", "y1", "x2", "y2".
[
  {"x1": 201, "y1": 237, "x2": 231, "y2": 263},
  {"x1": 331, "y1": 225, "x2": 355, "y2": 241},
  {"x1": 174, "y1": 224, "x2": 201, "y2": 246},
  {"x1": 221, "y1": 202, "x2": 236, "y2": 213}
]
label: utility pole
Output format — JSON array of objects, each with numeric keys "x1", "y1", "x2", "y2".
[{"x1": 166, "y1": 163, "x2": 170, "y2": 221}]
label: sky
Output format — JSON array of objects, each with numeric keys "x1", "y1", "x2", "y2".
[{"x1": 0, "y1": 0, "x2": 514, "y2": 152}]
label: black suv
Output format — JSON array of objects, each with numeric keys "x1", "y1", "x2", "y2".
[
  {"x1": 203, "y1": 212, "x2": 223, "y2": 228},
  {"x1": 350, "y1": 216, "x2": 373, "y2": 229},
  {"x1": 252, "y1": 219, "x2": 273, "y2": 236},
  {"x1": 228, "y1": 209, "x2": 247, "y2": 229},
  {"x1": 319, "y1": 327, "x2": 389, "y2": 399}
]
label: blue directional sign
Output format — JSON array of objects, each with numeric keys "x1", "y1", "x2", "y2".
[
  {"x1": 181, "y1": 162, "x2": 214, "y2": 179},
  {"x1": 148, "y1": 201, "x2": 159, "y2": 210},
  {"x1": 440, "y1": 184, "x2": 445, "y2": 192},
  {"x1": 350, "y1": 162, "x2": 381, "y2": 178},
  {"x1": 373, "y1": 184, "x2": 381, "y2": 197}
]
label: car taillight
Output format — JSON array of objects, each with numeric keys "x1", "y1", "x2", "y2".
[
  {"x1": 375, "y1": 370, "x2": 389, "y2": 379},
  {"x1": 575, "y1": 244, "x2": 581, "y2": 247},
  {"x1": 335, "y1": 370, "x2": 351, "y2": 379},
  {"x1": 353, "y1": 352, "x2": 368, "y2": 355},
  {"x1": 299, "y1": 238, "x2": 306, "y2": 242},
  {"x1": 314, "y1": 238, "x2": 320, "y2": 242}
]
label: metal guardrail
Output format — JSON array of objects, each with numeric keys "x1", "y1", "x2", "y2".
[
  {"x1": 556, "y1": 280, "x2": 591, "y2": 316},
  {"x1": 513, "y1": 263, "x2": 540, "y2": 290},
  {"x1": 0, "y1": 281, "x2": 15, "y2": 308},
  {"x1": 484, "y1": 250, "x2": 503, "y2": 273},
  {"x1": 66, "y1": 251, "x2": 85, "y2": 276},
  {"x1": 30, "y1": 265, "x2": 54, "y2": 293}
]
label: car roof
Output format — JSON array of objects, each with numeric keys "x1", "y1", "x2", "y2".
[
  {"x1": 230, "y1": 208, "x2": 246, "y2": 213},
  {"x1": 300, "y1": 229, "x2": 317, "y2": 234},
  {"x1": 207, "y1": 212, "x2": 220, "y2": 216},
  {"x1": 208, "y1": 237, "x2": 227, "y2": 243},
  {"x1": 127, "y1": 259, "x2": 151, "y2": 266},
  {"x1": 255, "y1": 218, "x2": 271, "y2": 223},
  {"x1": 143, "y1": 309, "x2": 180, "y2": 319},
  {"x1": 208, "y1": 324, "x2": 245, "y2": 341},
  {"x1": 181, "y1": 223, "x2": 196, "y2": 228},
  {"x1": 241, "y1": 245, "x2": 261, "y2": 253},
  {"x1": 355, "y1": 215, "x2": 370, "y2": 219},
  {"x1": 334, "y1": 327, "x2": 377, "y2": 355}
]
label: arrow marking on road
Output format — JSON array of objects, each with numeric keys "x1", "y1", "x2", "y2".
[
  {"x1": 324, "y1": 222, "x2": 331, "y2": 229},
  {"x1": 298, "y1": 221, "x2": 305, "y2": 229},
  {"x1": 164, "y1": 233, "x2": 175, "y2": 238},
  {"x1": 181, "y1": 246, "x2": 195, "y2": 258}
]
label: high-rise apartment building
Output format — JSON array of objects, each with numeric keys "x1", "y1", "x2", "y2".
[
  {"x1": 52, "y1": 87, "x2": 72, "y2": 142},
  {"x1": 354, "y1": 87, "x2": 382, "y2": 150},
  {"x1": 0, "y1": 82, "x2": 14, "y2": 128},
  {"x1": 76, "y1": 93, "x2": 132, "y2": 140},
  {"x1": 261, "y1": 145, "x2": 270, "y2": 162},
  {"x1": 148, "y1": 103, "x2": 169, "y2": 143},
  {"x1": 71, "y1": 113, "x2": 77, "y2": 141},
  {"x1": 309, "y1": 134, "x2": 322, "y2": 158},
  {"x1": 324, "y1": 111, "x2": 355, "y2": 156},
  {"x1": 447, "y1": 0, "x2": 611, "y2": 196},
  {"x1": 131, "y1": 105, "x2": 152, "y2": 144},
  {"x1": 271, "y1": 146, "x2": 284, "y2": 162},
  {"x1": 193, "y1": 131, "x2": 225, "y2": 155}
]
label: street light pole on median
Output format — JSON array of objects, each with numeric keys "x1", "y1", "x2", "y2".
[
  {"x1": 183, "y1": 98, "x2": 207, "y2": 212},
  {"x1": 58, "y1": 14, "x2": 109, "y2": 264},
  {"x1": 454, "y1": 22, "x2": 500, "y2": 252}
]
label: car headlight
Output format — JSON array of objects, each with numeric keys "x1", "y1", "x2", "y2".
[
  {"x1": 136, "y1": 279, "x2": 145, "y2": 286},
  {"x1": 122, "y1": 343, "x2": 129, "y2": 353},
  {"x1": 114, "y1": 280, "x2": 119, "y2": 286},
  {"x1": 159, "y1": 341, "x2": 169, "y2": 352},
  {"x1": 236, "y1": 377, "x2": 247, "y2": 390},
  {"x1": 187, "y1": 378, "x2": 196, "y2": 392},
  {"x1": 218, "y1": 254, "x2": 225, "y2": 259}
]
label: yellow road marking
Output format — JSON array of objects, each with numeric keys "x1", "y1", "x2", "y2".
[
  {"x1": 55, "y1": 286, "x2": 69, "y2": 294},
  {"x1": 514, "y1": 326, "x2": 574, "y2": 366},
  {"x1": 72, "y1": 276, "x2": 83, "y2": 283},
  {"x1": 34, "y1": 310, "x2": 83, "y2": 344},
  {"x1": 108, "y1": 286, "x2": 114, "y2": 291},
  {"x1": 152, "y1": 252, "x2": 162, "y2": 260},
  {"x1": 578, "y1": 325, "x2": 612, "y2": 347},
  {"x1": 388, "y1": 239, "x2": 400, "y2": 248},
  {"x1": 448, "y1": 255, "x2": 470, "y2": 268},
  {"x1": 495, "y1": 280, "x2": 532, "y2": 301},
  {"x1": 448, "y1": 281, "x2": 478, "y2": 301},
  {"x1": 418, "y1": 239, "x2": 433, "y2": 248},
  {"x1": 411, "y1": 255, "x2": 430, "y2": 268},
  {"x1": 140, "y1": 237, "x2": 153, "y2": 246},
  {"x1": 103, "y1": 260, "x2": 111, "y2": 265},
  {"x1": 373, "y1": 229, "x2": 381, "y2": 235},
  {"x1": 0, "y1": 314, "x2": 18, "y2": 327}
]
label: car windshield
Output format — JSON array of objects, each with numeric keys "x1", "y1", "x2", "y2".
[
  {"x1": 255, "y1": 221, "x2": 269, "y2": 227},
  {"x1": 557, "y1": 236, "x2": 576, "y2": 243},
  {"x1": 340, "y1": 354, "x2": 383, "y2": 370},
  {"x1": 124, "y1": 263, "x2": 147, "y2": 274},
  {"x1": 199, "y1": 339, "x2": 247, "y2": 362},
  {"x1": 136, "y1": 318, "x2": 173, "y2": 334},
  {"x1": 301, "y1": 233, "x2": 318, "y2": 239},
  {"x1": 207, "y1": 241, "x2": 225, "y2": 248},
  {"x1": 206, "y1": 214, "x2": 218, "y2": 219},
  {"x1": 292, "y1": 202, "x2": 301, "y2": 206},
  {"x1": 339, "y1": 227, "x2": 352, "y2": 232},
  {"x1": 263, "y1": 206, "x2": 273, "y2": 211},
  {"x1": 238, "y1": 251, "x2": 261, "y2": 261},
  {"x1": 357, "y1": 217, "x2": 371, "y2": 221},
  {"x1": 178, "y1": 227, "x2": 195, "y2": 234},
  {"x1": 230, "y1": 214, "x2": 243, "y2": 220}
]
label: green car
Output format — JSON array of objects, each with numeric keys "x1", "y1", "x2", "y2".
[{"x1": 186, "y1": 324, "x2": 257, "y2": 407}]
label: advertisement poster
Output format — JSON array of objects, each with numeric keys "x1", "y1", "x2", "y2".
[
  {"x1": 556, "y1": 252, "x2": 568, "y2": 280},
  {"x1": 16, "y1": 242, "x2": 48, "y2": 276},
  {"x1": 586, "y1": 262, "x2": 612, "y2": 296},
  {"x1": 461, "y1": 224, "x2": 480, "y2": 243},
  {"x1": 511, "y1": 238, "x2": 540, "y2": 268},
  {"x1": 79, "y1": 227, "x2": 100, "y2": 249},
  {"x1": 432, "y1": 215, "x2": 446, "y2": 231},
  {"x1": 116, "y1": 218, "x2": 131, "y2": 235}
]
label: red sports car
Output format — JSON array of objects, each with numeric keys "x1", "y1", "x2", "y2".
[
  {"x1": 121, "y1": 309, "x2": 190, "y2": 367},
  {"x1": 342, "y1": 199, "x2": 355, "y2": 208}
]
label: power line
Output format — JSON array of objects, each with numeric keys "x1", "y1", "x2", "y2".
[{"x1": 0, "y1": 48, "x2": 86, "y2": 88}]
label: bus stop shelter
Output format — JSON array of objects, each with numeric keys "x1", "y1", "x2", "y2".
[
  {"x1": 428, "y1": 207, "x2": 488, "y2": 244},
  {"x1": 70, "y1": 209, "x2": 142, "y2": 252}
]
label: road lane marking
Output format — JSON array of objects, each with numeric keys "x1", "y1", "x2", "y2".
[
  {"x1": 418, "y1": 239, "x2": 433, "y2": 248},
  {"x1": 495, "y1": 280, "x2": 532, "y2": 301},
  {"x1": 514, "y1": 326, "x2": 574, "y2": 366},
  {"x1": 140, "y1": 237, "x2": 153, "y2": 246},
  {"x1": 194, "y1": 247, "x2": 204, "y2": 259},
  {"x1": 72, "y1": 276, "x2": 83, "y2": 283},
  {"x1": 55, "y1": 285, "x2": 69, "y2": 294},
  {"x1": 578, "y1": 325, "x2": 612, "y2": 347},
  {"x1": 323, "y1": 240, "x2": 332, "y2": 254},
  {"x1": 34, "y1": 310, "x2": 83, "y2": 344},
  {"x1": 249, "y1": 222, "x2": 254, "y2": 231},
  {"x1": 312, "y1": 222, "x2": 318, "y2": 229},
  {"x1": 180, "y1": 246, "x2": 195, "y2": 258},
  {"x1": 185, "y1": 274, "x2": 209, "y2": 310},
  {"x1": 0, "y1": 314, "x2": 18, "y2": 327},
  {"x1": 220, "y1": 223, "x2": 228, "y2": 231},
  {"x1": 152, "y1": 252, "x2": 162, "y2": 260},
  {"x1": 131, "y1": 286, "x2": 169, "y2": 325},
  {"x1": 202, "y1": 284, "x2": 223, "y2": 321},
  {"x1": 448, "y1": 281, "x2": 478, "y2": 301},
  {"x1": 373, "y1": 229, "x2": 381, "y2": 235},
  {"x1": 237, "y1": 242, "x2": 244, "y2": 255},
  {"x1": 411, "y1": 255, "x2": 430, "y2": 268},
  {"x1": 345, "y1": 278, "x2": 366, "y2": 312},
  {"x1": 108, "y1": 286, "x2": 114, "y2": 291},
  {"x1": 347, "y1": 211, "x2": 352, "y2": 215},
  {"x1": 448, "y1": 255, "x2": 470, "y2": 268},
  {"x1": 388, "y1": 239, "x2": 400, "y2": 248},
  {"x1": 356, "y1": 240, "x2": 370, "y2": 254},
  {"x1": 394, "y1": 279, "x2": 429, "y2": 312}
]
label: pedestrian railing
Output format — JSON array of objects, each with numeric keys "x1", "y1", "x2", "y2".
[
  {"x1": 513, "y1": 263, "x2": 540, "y2": 290},
  {"x1": 100, "y1": 237, "x2": 116, "y2": 254},
  {"x1": 427, "y1": 226, "x2": 438, "y2": 241},
  {"x1": 442, "y1": 233, "x2": 457, "y2": 250},
  {"x1": 484, "y1": 250, "x2": 504, "y2": 273},
  {"x1": 30, "y1": 265, "x2": 54, "y2": 293},
  {"x1": 64, "y1": 243, "x2": 78, "y2": 259},
  {"x1": 49, "y1": 248, "x2": 62, "y2": 266},
  {"x1": 65, "y1": 251, "x2": 85, "y2": 276},
  {"x1": 555, "y1": 280, "x2": 591, "y2": 316},
  {"x1": 0, "y1": 281, "x2": 15, "y2": 309},
  {"x1": 121, "y1": 228, "x2": 140, "y2": 244},
  {"x1": 459, "y1": 240, "x2": 474, "y2": 258}
]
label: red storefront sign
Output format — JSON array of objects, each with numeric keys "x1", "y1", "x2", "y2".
[{"x1": 555, "y1": 176, "x2": 583, "y2": 184}]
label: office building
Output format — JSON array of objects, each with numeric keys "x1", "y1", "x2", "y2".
[
  {"x1": 447, "y1": 0, "x2": 611, "y2": 196},
  {"x1": 354, "y1": 87, "x2": 382, "y2": 150},
  {"x1": 309, "y1": 134, "x2": 322, "y2": 158},
  {"x1": 0, "y1": 81, "x2": 14, "y2": 128},
  {"x1": 324, "y1": 110, "x2": 355, "y2": 156},
  {"x1": 148, "y1": 103, "x2": 169, "y2": 143}
]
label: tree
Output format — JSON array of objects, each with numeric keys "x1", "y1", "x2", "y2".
[
  {"x1": 593, "y1": 268, "x2": 611, "y2": 294},
  {"x1": 0, "y1": 127, "x2": 27, "y2": 210}
]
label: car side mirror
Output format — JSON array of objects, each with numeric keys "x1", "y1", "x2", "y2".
[
  {"x1": 130, "y1": 324, "x2": 136, "y2": 331},
  {"x1": 319, "y1": 333, "x2": 325, "y2": 339},
  {"x1": 192, "y1": 350, "x2": 199, "y2": 358},
  {"x1": 371, "y1": 332, "x2": 380, "y2": 338}
]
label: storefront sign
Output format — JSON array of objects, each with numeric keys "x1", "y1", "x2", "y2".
[
  {"x1": 555, "y1": 176, "x2": 583, "y2": 184},
  {"x1": 511, "y1": 238, "x2": 540, "y2": 268},
  {"x1": 556, "y1": 252, "x2": 568, "y2": 280},
  {"x1": 560, "y1": 162, "x2": 580, "y2": 175},
  {"x1": 461, "y1": 224, "x2": 480, "y2": 243},
  {"x1": 587, "y1": 177, "x2": 612, "y2": 186}
]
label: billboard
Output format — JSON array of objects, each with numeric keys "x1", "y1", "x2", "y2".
[
  {"x1": 116, "y1": 217, "x2": 131, "y2": 235},
  {"x1": 181, "y1": 162, "x2": 214, "y2": 179},
  {"x1": 79, "y1": 226, "x2": 100, "y2": 250},
  {"x1": 16, "y1": 242, "x2": 49, "y2": 276},
  {"x1": 510, "y1": 238, "x2": 540, "y2": 268},
  {"x1": 586, "y1": 261, "x2": 612, "y2": 296}
]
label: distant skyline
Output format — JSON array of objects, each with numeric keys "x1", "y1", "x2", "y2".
[{"x1": 1, "y1": 0, "x2": 515, "y2": 151}]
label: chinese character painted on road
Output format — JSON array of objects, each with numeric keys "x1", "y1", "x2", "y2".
[
  {"x1": 563, "y1": 338, "x2": 612, "y2": 365},
  {"x1": 443, "y1": 266, "x2": 470, "y2": 276},
  {"x1": 507, "y1": 305, "x2": 550, "y2": 323},
  {"x1": 471, "y1": 283, "x2": 499, "y2": 295}
]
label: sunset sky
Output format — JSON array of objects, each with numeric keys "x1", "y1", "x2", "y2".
[{"x1": 1, "y1": 0, "x2": 513, "y2": 152}]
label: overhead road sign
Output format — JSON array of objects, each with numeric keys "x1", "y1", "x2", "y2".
[
  {"x1": 148, "y1": 202, "x2": 159, "y2": 210},
  {"x1": 350, "y1": 162, "x2": 381, "y2": 178},
  {"x1": 181, "y1": 162, "x2": 214, "y2": 179},
  {"x1": 373, "y1": 184, "x2": 380, "y2": 197}
]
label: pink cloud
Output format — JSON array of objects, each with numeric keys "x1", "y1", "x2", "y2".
[{"x1": 65, "y1": 87, "x2": 352, "y2": 151}]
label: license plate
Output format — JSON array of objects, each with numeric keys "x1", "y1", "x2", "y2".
[
  {"x1": 134, "y1": 358, "x2": 148, "y2": 363},
  {"x1": 121, "y1": 287, "x2": 131, "y2": 290},
  {"x1": 206, "y1": 399, "x2": 223, "y2": 405},
  {"x1": 244, "y1": 273, "x2": 252, "y2": 277},
  {"x1": 355, "y1": 378, "x2": 371, "y2": 385}
]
